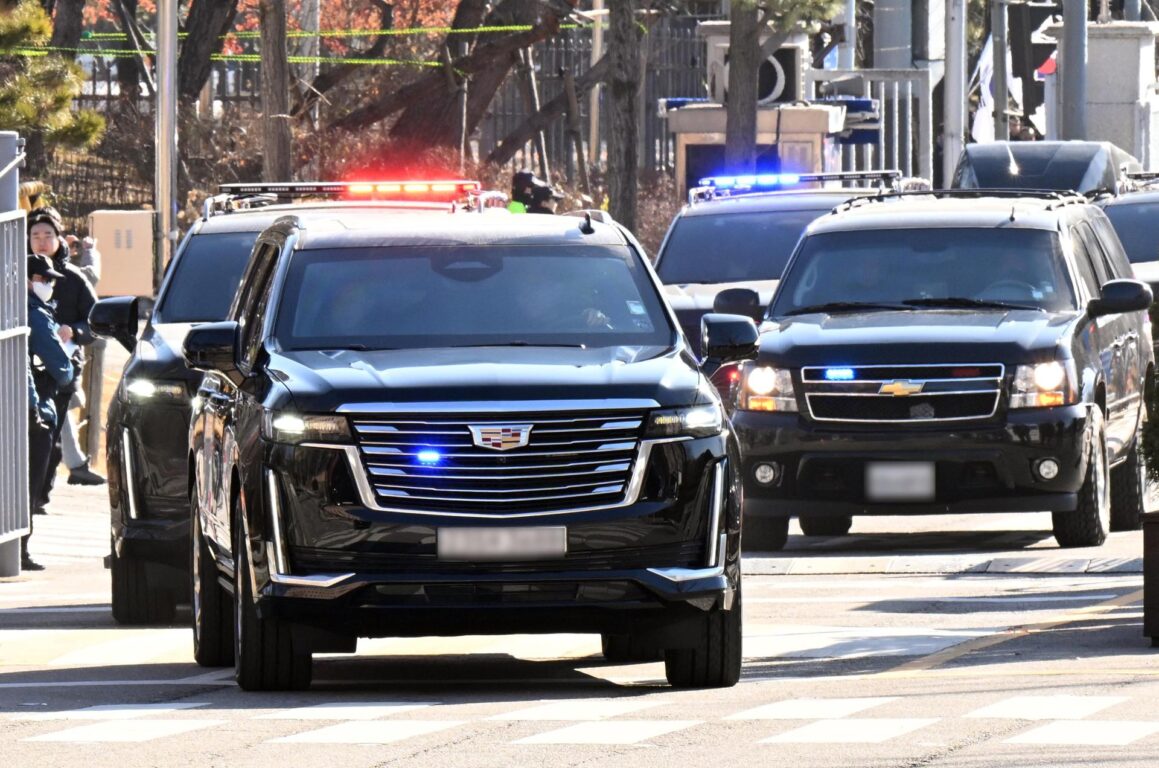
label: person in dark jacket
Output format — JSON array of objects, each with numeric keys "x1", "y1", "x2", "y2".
[
  {"x1": 27, "y1": 206, "x2": 105, "y2": 492},
  {"x1": 25, "y1": 253, "x2": 74, "y2": 570},
  {"x1": 510, "y1": 171, "x2": 564, "y2": 214}
]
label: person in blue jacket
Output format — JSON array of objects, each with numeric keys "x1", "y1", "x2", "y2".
[{"x1": 25, "y1": 253, "x2": 73, "y2": 570}]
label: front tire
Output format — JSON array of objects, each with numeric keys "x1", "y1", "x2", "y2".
[
  {"x1": 1053, "y1": 408, "x2": 1110, "y2": 548},
  {"x1": 233, "y1": 505, "x2": 311, "y2": 691},
  {"x1": 798, "y1": 515, "x2": 853, "y2": 537},
  {"x1": 111, "y1": 545, "x2": 176, "y2": 625},
  {"x1": 192, "y1": 488, "x2": 233, "y2": 667},
  {"x1": 664, "y1": 584, "x2": 742, "y2": 688},
  {"x1": 1110, "y1": 425, "x2": 1147, "y2": 532}
]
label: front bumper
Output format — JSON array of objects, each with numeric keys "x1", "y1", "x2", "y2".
[{"x1": 734, "y1": 404, "x2": 1091, "y2": 519}]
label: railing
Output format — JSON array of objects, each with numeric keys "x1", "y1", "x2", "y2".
[
  {"x1": 0, "y1": 131, "x2": 27, "y2": 576},
  {"x1": 805, "y1": 68, "x2": 934, "y2": 183}
]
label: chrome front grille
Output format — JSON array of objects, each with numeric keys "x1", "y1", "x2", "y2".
[
  {"x1": 801, "y1": 364, "x2": 1004, "y2": 423},
  {"x1": 349, "y1": 409, "x2": 648, "y2": 514}
]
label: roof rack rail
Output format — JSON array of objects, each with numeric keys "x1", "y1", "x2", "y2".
[
  {"x1": 687, "y1": 170, "x2": 903, "y2": 204},
  {"x1": 833, "y1": 187, "x2": 1089, "y2": 214}
]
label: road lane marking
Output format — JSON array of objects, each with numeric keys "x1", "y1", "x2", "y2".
[
  {"x1": 488, "y1": 699, "x2": 661, "y2": 721},
  {"x1": 966, "y1": 695, "x2": 1126, "y2": 720},
  {"x1": 1006, "y1": 720, "x2": 1159, "y2": 745},
  {"x1": 748, "y1": 595, "x2": 1120, "y2": 604},
  {"x1": 24, "y1": 719, "x2": 225, "y2": 742},
  {"x1": 514, "y1": 720, "x2": 701, "y2": 745},
  {"x1": 760, "y1": 718, "x2": 939, "y2": 743},
  {"x1": 726, "y1": 697, "x2": 898, "y2": 720},
  {"x1": 268, "y1": 720, "x2": 465, "y2": 744},
  {"x1": 258, "y1": 702, "x2": 433, "y2": 720},
  {"x1": 16, "y1": 703, "x2": 210, "y2": 720}
]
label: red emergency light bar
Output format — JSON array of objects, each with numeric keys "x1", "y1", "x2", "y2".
[{"x1": 217, "y1": 180, "x2": 482, "y2": 201}]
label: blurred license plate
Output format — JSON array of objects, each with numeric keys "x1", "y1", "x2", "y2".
[
  {"x1": 438, "y1": 526, "x2": 567, "y2": 561},
  {"x1": 866, "y1": 462, "x2": 935, "y2": 501}
]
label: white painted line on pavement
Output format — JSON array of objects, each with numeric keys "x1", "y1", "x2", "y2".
[
  {"x1": 0, "y1": 606, "x2": 108, "y2": 614},
  {"x1": 258, "y1": 702, "x2": 433, "y2": 720},
  {"x1": 489, "y1": 698, "x2": 661, "y2": 721},
  {"x1": 967, "y1": 695, "x2": 1126, "y2": 721},
  {"x1": 269, "y1": 720, "x2": 465, "y2": 744},
  {"x1": 24, "y1": 719, "x2": 225, "y2": 742},
  {"x1": 514, "y1": 720, "x2": 700, "y2": 745},
  {"x1": 748, "y1": 595, "x2": 1120, "y2": 604},
  {"x1": 726, "y1": 697, "x2": 898, "y2": 720},
  {"x1": 16, "y1": 702, "x2": 210, "y2": 720},
  {"x1": 1006, "y1": 720, "x2": 1159, "y2": 746},
  {"x1": 760, "y1": 718, "x2": 939, "y2": 744},
  {"x1": 48, "y1": 628, "x2": 189, "y2": 667}
]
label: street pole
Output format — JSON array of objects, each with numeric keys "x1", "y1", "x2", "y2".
[
  {"x1": 1061, "y1": 0, "x2": 1087, "y2": 140},
  {"x1": 588, "y1": 0, "x2": 604, "y2": 168},
  {"x1": 1126, "y1": 0, "x2": 1142, "y2": 21},
  {"x1": 839, "y1": 0, "x2": 857, "y2": 68},
  {"x1": 992, "y1": 0, "x2": 1009, "y2": 141},
  {"x1": 943, "y1": 0, "x2": 967, "y2": 186},
  {"x1": 155, "y1": 0, "x2": 178, "y2": 295}
]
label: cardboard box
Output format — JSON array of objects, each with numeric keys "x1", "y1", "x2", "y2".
[{"x1": 87, "y1": 210, "x2": 155, "y2": 297}]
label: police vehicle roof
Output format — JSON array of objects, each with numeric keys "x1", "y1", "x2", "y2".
[
  {"x1": 807, "y1": 195, "x2": 1087, "y2": 235},
  {"x1": 681, "y1": 188, "x2": 880, "y2": 217},
  {"x1": 281, "y1": 208, "x2": 627, "y2": 249},
  {"x1": 195, "y1": 201, "x2": 453, "y2": 234},
  {"x1": 1100, "y1": 186, "x2": 1159, "y2": 208}
]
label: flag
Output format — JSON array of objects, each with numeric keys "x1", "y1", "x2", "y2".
[{"x1": 971, "y1": 35, "x2": 1024, "y2": 143}]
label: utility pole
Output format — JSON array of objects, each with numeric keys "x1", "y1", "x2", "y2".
[
  {"x1": 992, "y1": 0, "x2": 1010, "y2": 141},
  {"x1": 155, "y1": 0, "x2": 178, "y2": 294},
  {"x1": 588, "y1": 0, "x2": 604, "y2": 167},
  {"x1": 1061, "y1": 0, "x2": 1087, "y2": 139},
  {"x1": 839, "y1": 0, "x2": 857, "y2": 68},
  {"x1": 942, "y1": 0, "x2": 967, "y2": 186}
]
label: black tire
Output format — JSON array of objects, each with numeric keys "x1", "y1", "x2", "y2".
[
  {"x1": 1110, "y1": 426, "x2": 1147, "y2": 532},
  {"x1": 233, "y1": 508, "x2": 311, "y2": 691},
  {"x1": 664, "y1": 583, "x2": 742, "y2": 689},
  {"x1": 798, "y1": 515, "x2": 853, "y2": 537},
  {"x1": 601, "y1": 633, "x2": 663, "y2": 663},
  {"x1": 1052, "y1": 408, "x2": 1110, "y2": 548},
  {"x1": 192, "y1": 489, "x2": 233, "y2": 667},
  {"x1": 110, "y1": 545, "x2": 176, "y2": 625},
  {"x1": 743, "y1": 514, "x2": 789, "y2": 552}
]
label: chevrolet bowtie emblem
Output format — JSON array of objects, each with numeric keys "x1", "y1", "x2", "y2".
[
  {"x1": 879, "y1": 380, "x2": 924, "y2": 397},
  {"x1": 469, "y1": 424, "x2": 533, "y2": 451}
]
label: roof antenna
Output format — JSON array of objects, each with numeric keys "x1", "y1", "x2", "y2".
[
  {"x1": 1009, "y1": 205, "x2": 1016, "y2": 222},
  {"x1": 579, "y1": 211, "x2": 595, "y2": 234}
]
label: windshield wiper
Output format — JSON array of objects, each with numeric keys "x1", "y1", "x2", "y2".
[
  {"x1": 782, "y1": 301, "x2": 912, "y2": 316},
  {"x1": 448, "y1": 342, "x2": 588, "y2": 349},
  {"x1": 901, "y1": 297, "x2": 1044, "y2": 312}
]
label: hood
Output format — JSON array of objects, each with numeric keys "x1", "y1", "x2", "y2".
[
  {"x1": 757, "y1": 309, "x2": 1078, "y2": 366},
  {"x1": 126, "y1": 321, "x2": 202, "y2": 384},
  {"x1": 663, "y1": 280, "x2": 779, "y2": 311},
  {"x1": 267, "y1": 345, "x2": 705, "y2": 412}
]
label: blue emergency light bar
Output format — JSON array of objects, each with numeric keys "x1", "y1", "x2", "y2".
[{"x1": 688, "y1": 170, "x2": 903, "y2": 205}]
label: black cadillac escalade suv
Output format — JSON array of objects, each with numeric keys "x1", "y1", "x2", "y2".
[
  {"x1": 182, "y1": 209, "x2": 757, "y2": 691},
  {"x1": 721, "y1": 191, "x2": 1154, "y2": 551}
]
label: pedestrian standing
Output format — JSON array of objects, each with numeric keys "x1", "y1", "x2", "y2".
[
  {"x1": 25, "y1": 254, "x2": 74, "y2": 568},
  {"x1": 27, "y1": 207, "x2": 103, "y2": 507}
]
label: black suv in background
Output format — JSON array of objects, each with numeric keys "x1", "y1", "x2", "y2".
[
  {"x1": 953, "y1": 140, "x2": 1141, "y2": 196},
  {"x1": 183, "y1": 208, "x2": 756, "y2": 691},
  {"x1": 90, "y1": 182, "x2": 482, "y2": 624},
  {"x1": 728, "y1": 191, "x2": 1153, "y2": 551}
]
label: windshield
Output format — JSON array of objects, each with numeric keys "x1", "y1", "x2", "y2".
[
  {"x1": 656, "y1": 208, "x2": 827, "y2": 284},
  {"x1": 274, "y1": 245, "x2": 674, "y2": 350},
  {"x1": 1103, "y1": 201, "x2": 1159, "y2": 264},
  {"x1": 770, "y1": 227, "x2": 1078, "y2": 316},
  {"x1": 156, "y1": 231, "x2": 256, "y2": 323}
]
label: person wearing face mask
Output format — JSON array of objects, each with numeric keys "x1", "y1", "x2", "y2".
[
  {"x1": 25, "y1": 254, "x2": 74, "y2": 569},
  {"x1": 27, "y1": 207, "x2": 104, "y2": 503}
]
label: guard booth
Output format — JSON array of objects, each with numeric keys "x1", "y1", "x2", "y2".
[{"x1": 0, "y1": 132, "x2": 28, "y2": 577}]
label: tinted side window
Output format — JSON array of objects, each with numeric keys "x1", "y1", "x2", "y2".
[
  {"x1": 156, "y1": 231, "x2": 257, "y2": 323},
  {"x1": 1068, "y1": 225, "x2": 1101, "y2": 300},
  {"x1": 1076, "y1": 223, "x2": 1112, "y2": 285},
  {"x1": 1089, "y1": 213, "x2": 1134, "y2": 279},
  {"x1": 235, "y1": 242, "x2": 279, "y2": 365}
]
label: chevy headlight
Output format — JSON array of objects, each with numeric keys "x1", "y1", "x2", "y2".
[
  {"x1": 261, "y1": 411, "x2": 351, "y2": 444},
  {"x1": 1010, "y1": 362, "x2": 1075, "y2": 408},
  {"x1": 125, "y1": 378, "x2": 185, "y2": 401},
  {"x1": 738, "y1": 365, "x2": 797, "y2": 412},
  {"x1": 645, "y1": 404, "x2": 724, "y2": 438}
]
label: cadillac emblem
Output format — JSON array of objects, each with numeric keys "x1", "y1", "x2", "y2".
[
  {"x1": 879, "y1": 380, "x2": 924, "y2": 397},
  {"x1": 469, "y1": 424, "x2": 533, "y2": 451}
]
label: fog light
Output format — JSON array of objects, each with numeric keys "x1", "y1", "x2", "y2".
[
  {"x1": 1036, "y1": 458, "x2": 1060, "y2": 481},
  {"x1": 754, "y1": 463, "x2": 780, "y2": 485}
]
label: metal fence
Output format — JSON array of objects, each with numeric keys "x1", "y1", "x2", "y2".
[{"x1": 0, "y1": 132, "x2": 28, "y2": 577}]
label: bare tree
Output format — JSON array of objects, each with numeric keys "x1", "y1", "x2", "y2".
[
  {"x1": 179, "y1": 0, "x2": 242, "y2": 104},
  {"x1": 607, "y1": 0, "x2": 640, "y2": 232},
  {"x1": 260, "y1": 0, "x2": 291, "y2": 181}
]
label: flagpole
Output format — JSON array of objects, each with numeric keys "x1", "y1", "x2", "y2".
[{"x1": 992, "y1": 0, "x2": 1010, "y2": 141}]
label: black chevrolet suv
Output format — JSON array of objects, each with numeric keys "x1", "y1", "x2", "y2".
[
  {"x1": 724, "y1": 190, "x2": 1153, "y2": 551},
  {"x1": 181, "y1": 208, "x2": 757, "y2": 691},
  {"x1": 90, "y1": 183, "x2": 479, "y2": 624}
]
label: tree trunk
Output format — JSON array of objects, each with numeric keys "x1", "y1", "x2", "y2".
[
  {"x1": 607, "y1": 0, "x2": 640, "y2": 233},
  {"x1": 47, "y1": 0, "x2": 83, "y2": 59},
  {"x1": 292, "y1": 0, "x2": 394, "y2": 118},
  {"x1": 260, "y1": 0, "x2": 291, "y2": 181},
  {"x1": 178, "y1": 0, "x2": 241, "y2": 104},
  {"x1": 113, "y1": 0, "x2": 144, "y2": 99},
  {"x1": 725, "y1": 1, "x2": 760, "y2": 173}
]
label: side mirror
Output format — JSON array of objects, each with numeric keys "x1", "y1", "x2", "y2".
[
  {"x1": 182, "y1": 321, "x2": 240, "y2": 375},
  {"x1": 700, "y1": 313, "x2": 759, "y2": 378},
  {"x1": 713, "y1": 287, "x2": 764, "y2": 323},
  {"x1": 1088, "y1": 279, "x2": 1154, "y2": 318},
  {"x1": 88, "y1": 296, "x2": 139, "y2": 353}
]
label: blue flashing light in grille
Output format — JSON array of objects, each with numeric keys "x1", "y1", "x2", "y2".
[
  {"x1": 824, "y1": 367, "x2": 856, "y2": 381},
  {"x1": 416, "y1": 449, "x2": 442, "y2": 465}
]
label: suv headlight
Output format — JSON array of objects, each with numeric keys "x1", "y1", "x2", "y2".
[
  {"x1": 1010, "y1": 361, "x2": 1076, "y2": 408},
  {"x1": 261, "y1": 411, "x2": 352, "y2": 444},
  {"x1": 125, "y1": 378, "x2": 186, "y2": 401},
  {"x1": 645, "y1": 403, "x2": 724, "y2": 438},
  {"x1": 738, "y1": 365, "x2": 798, "y2": 412}
]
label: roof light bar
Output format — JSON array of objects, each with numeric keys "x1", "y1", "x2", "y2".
[
  {"x1": 698, "y1": 170, "x2": 901, "y2": 189},
  {"x1": 217, "y1": 180, "x2": 482, "y2": 200}
]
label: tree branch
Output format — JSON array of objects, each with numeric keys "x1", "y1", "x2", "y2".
[{"x1": 290, "y1": 0, "x2": 393, "y2": 118}]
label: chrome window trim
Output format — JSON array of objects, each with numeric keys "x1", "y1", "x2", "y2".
[
  {"x1": 123, "y1": 431, "x2": 140, "y2": 520},
  {"x1": 705, "y1": 460, "x2": 725, "y2": 568}
]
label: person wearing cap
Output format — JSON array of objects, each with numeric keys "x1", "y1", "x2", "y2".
[
  {"x1": 27, "y1": 206, "x2": 105, "y2": 493},
  {"x1": 509, "y1": 170, "x2": 564, "y2": 214},
  {"x1": 25, "y1": 253, "x2": 75, "y2": 571}
]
